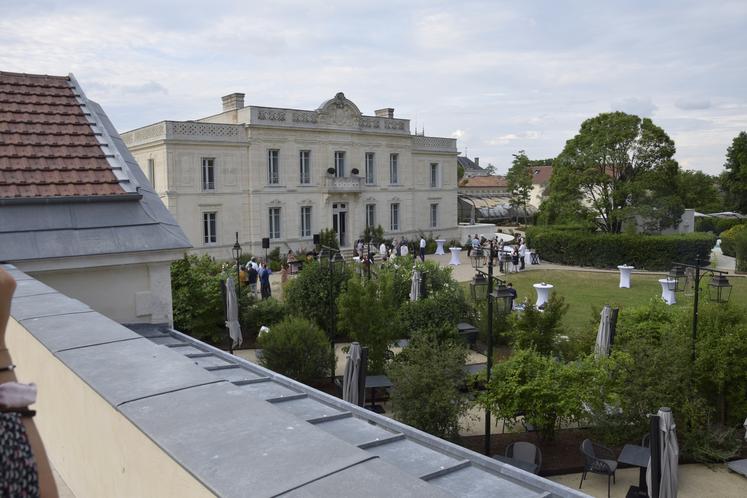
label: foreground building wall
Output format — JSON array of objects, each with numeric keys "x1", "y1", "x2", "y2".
[{"x1": 123, "y1": 93, "x2": 459, "y2": 258}]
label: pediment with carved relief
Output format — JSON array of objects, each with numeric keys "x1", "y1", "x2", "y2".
[{"x1": 317, "y1": 92, "x2": 362, "y2": 127}]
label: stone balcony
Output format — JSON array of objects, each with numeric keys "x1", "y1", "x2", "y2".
[{"x1": 322, "y1": 174, "x2": 362, "y2": 193}]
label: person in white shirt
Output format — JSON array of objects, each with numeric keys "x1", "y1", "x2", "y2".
[
  {"x1": 419, "y1": 236, "x2": 426, "y2": 262},
  {"x1": 379, "y1": 241, "x2": 388, "y2": 260},
  {"x1": 519, "y1": 242, "x2": 527, "y2": 270}
]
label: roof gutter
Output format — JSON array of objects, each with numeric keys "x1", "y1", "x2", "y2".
[{"x1": 0, "y1": 192, "x2": 143, "y2": 206}]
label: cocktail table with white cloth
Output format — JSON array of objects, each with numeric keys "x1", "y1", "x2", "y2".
[
  {"x1": 617, "y1": 265, "x2": 634, "y2": 288},
  {"x1": 658, "y1": 278, "x2": 677, "y2": 305},
  {"x1": 533, "y1": 282, "x2": 554, "y2": 308},
  {"x1": 434, "y1": 239, "x2": 446, "y2": 255},
  {"x1": 448, "y1": 247, "x2": 462, "y2": 265}
]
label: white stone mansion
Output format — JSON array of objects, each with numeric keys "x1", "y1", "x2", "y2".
[{"x1": 122, "y1": 92, "x2": 458, "y2": 258}]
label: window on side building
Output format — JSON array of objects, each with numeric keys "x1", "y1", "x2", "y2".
[
  {"x1": 430, "y1": 203, "x2": 438, "y2": 228},
  {"x1": 389, "y1": 153, "x2": 399, "y2": 184},
  {"x1": 268, "y1": 149, "x2": 280, "y2": 185},
  {"x1": 203, "y1": 212, "x2": 217, "y2": 244},
  {"x1": 299, "y1": 150, "x2": 311, "y2": 184},
  {"x1": 390, "y1": 203, "x2": 399, "y2": 231},
  {"x1": 269, "y1": 207, "x2": 281, "y2": 239},
  {"x1": 430, "y1": 163, "x2": 439, "y2": 188},
  {"x1": 300, "y1": 206, "x2": 312, "y2": 237},
  {"x1": 334, "y1": 151, "x2": 345, "y2": 177},
  {"x1": 366, "y1": 204, "x2": 376, "y2": 228},
  {"x1": 365, "y1": 152, "x2": 375, "y2": 184},
  {"x1": 201, "y1": 158, "x2": 215, "y2": 191}
]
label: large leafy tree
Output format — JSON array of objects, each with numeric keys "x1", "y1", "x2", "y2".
[
  {"x1": 549, "y1": 112, "x2": 682, "y2": 232},
  {"x1": 677, "y1": 170, "x2": 723, "y2": 213},
  {"x1": 720, "y1": 131, "x2": 747, "y2": 213},
  {"x1": 506, "y1": 151, "x2": 533, "y2": 224}
]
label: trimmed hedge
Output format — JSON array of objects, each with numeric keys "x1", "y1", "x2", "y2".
[
  {"x1": 695, "y1": 217, "x2": 745, "y2": 235},
  {"x1": 525, "y1": 227, "x2": 716, "y2": 270},
  {"x1": 720, "y1": 224, "x2": 746, "y2": 258}
]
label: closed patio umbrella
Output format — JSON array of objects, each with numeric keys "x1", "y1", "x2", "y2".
[
  {"x1": 225, "y1": 277, "x2": 243, "y2": 350},
  {"x1": 595, "y1": 305, "x2": 611, "y2": 358},
  {"x1": 409, "y1": 268, "x2": 421, "y2": 302},
  {"x1": 647, "y1": 407, "x2": 679, "y2": 498},
  {"x1": 343, "y1": 342, "x2": 362, "y2": 405}
]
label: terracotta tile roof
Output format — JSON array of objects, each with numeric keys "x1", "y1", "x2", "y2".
[
  {"x1": 530, "y1": 165, "x2": 553, "y2": 185},
  {"x1": 0, "y1": 71, "x2": 126, "y2": 199},
  {"x1": 459, "y1": 175, "x2": 508, "y2": 188}
]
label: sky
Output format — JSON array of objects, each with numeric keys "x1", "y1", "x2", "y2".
[{"x1": 2, "y1": 0, "x2": 745, "y2": 175}]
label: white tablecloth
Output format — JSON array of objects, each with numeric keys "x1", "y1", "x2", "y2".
[
  {"x1": 658, "y1": 278, "x2": 676, "y2": 305},
  {"x1": 533, "y1": 283, "x2": 554, "y2": 308},
  {"x1": 617, "y1": 265, "x2": 634, "y2": 288},
  {"x1": 448, "y1": 247, "x2": 462, "y2": 265},
  {"x1": 435, "y1": 239, "x2": 446, "y2": 255}
]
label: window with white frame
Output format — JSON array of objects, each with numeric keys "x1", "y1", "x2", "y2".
[
  {"x1": 268, "y1": 149, "x2": 280, "y2": 184},
  {"x1": 430, "y1": 203, "x2": 438, "y2": 228},
  {"x1": 365, "y1": 152, "x2": 375, "y2": 184},
  {"x1": 300, "y1": 206, "x2": 312, "y2": 237},
  {"x1": 389, "y1": 153, "x2": 399, "y2": 184},
  {"x1": 147, "y1": 158, "x2": 156, "y2": 190},
  {"x1": 390, "y1": 203, "x2": 399, "y2": 231},
  {"x1": 269, "y1": 207, "x2": 281, "y2": 239},
  {"x1": 299, "y1": 150, "x2": 311, "y2": 184},
  {"x1": 201, "y1": 158, "x2": 215, "y2": 191},
  {"x1": 334, "y1": 151, "x2": 345, "y2": 177},
  {"x1": 202, "y1": 212, "x2": 217, "y2": 244},
  {"x1": 366, "y1": 204, "x2": 375, "y2": 228},
  {"x1": 430, "y1": 163, "x2": 439, "y2": 188}
]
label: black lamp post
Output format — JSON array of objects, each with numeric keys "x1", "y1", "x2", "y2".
[
  {"x1": 469, "y1": 241, "x2": 512, "y2": 456},
  {"x1": 669, "y1": 256, "x2": 732, "y2": 363},
  {"x1": 232, "y1": 232, "x2": 242, "y2": 289}
]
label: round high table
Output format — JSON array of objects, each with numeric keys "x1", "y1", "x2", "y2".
[
  {"x1": 448, "y1": 247, "x2": 462, "y2": 265},
  {"x1": 533, "y1": 283, "x2": 554, "y2": 308},
  {"x1": 658, "y1": 278, "x2": 676, "y2": 305},
  {"x1": 617, "y1": 265, "x2": 634, "y2": 288},
  {"x1": 435, "y1": 239, "x2": 446, "y2": 255}
]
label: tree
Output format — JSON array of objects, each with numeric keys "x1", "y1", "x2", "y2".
[
  {"x1": 720, "y1": 131, "x2": 747, "y2": 213},
  {"x1": 549, "y1": 112, "x2": 682, "y2": 233},
  {"x1": 506, "y1": 151, "x2": 533, "y2": 224},
  {"x1": 510, "y1": 293, "x2": 568, "y2": 355},
  {"x1": 484, "y1": 163, "x2": 497, "y2": 175},
  {"x1": 677, "y1": 170, "x2": 723, "y2": 213},
  {"x1": 387, "y1": 332, "x2": 470, "y2": 440}
]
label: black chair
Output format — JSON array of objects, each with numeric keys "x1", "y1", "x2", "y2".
[
  {"x1": 579, "y1": 439, "x2": 617, "y2": 498},
  {"x1": 505, "y1": 442, "x2": 542, "y2": 474}
]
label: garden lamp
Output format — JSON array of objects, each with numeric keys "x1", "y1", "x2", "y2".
[
  {"x1": 667, "y1": 264, "x2": 687, "y2": 292},
  {"x1": 470, "y1": 272, "x2": 488, "y2": 301},
  {"x1": 491, "y1": 285, "x2": 514, "y2": 315},
  {"x1": 707, "y1": 274, "x2": 732, "y2": 303},
  {"x1": 232, "y1": 232, "x2": 242, "y2": 285}
]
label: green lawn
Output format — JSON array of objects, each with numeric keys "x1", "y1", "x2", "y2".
[{"x1": 466, "y1": 269, "x2": 747, "y2": 334}]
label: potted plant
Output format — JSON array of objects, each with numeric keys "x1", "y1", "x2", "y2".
[
  {"x1": 326, "y1": 167, "x2": 335, "y2": 175},
  {"x1": 351, "y1": 168, "x2": 359, "y2": 175}
]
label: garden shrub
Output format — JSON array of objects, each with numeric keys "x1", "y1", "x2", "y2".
[
  {"x1": 387, "y1": 332, "x2": 470, "y2": 440},
  {"x1": 735, "y1": 228, "x2": 747, "y2": 272},
  {"x1": 525, "y1": 227, "x2": 715, "y2": 270},
  {"x1": 257, "y1": 317, "x2": 334, "y2": 384},
  {"x1": 241, "y1": 298, "x2": 287, "y2": 344},
  {"x1": 695, "y1": 217, "x2": 744, "y2": 235},
  {"x1": 720, "y1": 223, "x2": 746, "y2": 257},
  {"x1": 397, "y1": 285, "x2": 468, "y2": 338},
  {"x1": 509, "y1": 292, "x2": 569, "y2": 355}
]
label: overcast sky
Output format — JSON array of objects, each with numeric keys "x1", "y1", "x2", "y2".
[{"x1": 2, "y1": 0, "x2": 745, "y2": 175}]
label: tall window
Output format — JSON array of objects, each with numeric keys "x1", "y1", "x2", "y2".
[
  {"x1": 202, "y1": 212, "x2": 217, "y2": 244},
  {"x1": 300, "y1": 206, "x2": 312, "y2": 237},
  {"x1": 366, "y1": 204, "x2": 376, "y2": 228},
  {"x1": 201, "y1": 158, "x2": 215, "y2": 191},
  {"x1": 147, "y1": 158, "x2": 156, "y2": 190},
  {"x1": 430, "y1": 163, "x2": 439, "y2": 188},
  {"x1": 268, "y1": 149, "x2": 280, "y2": 184},
  {"x1": 390, "y1": 203, "x2": 399, "y2": 231},
  {"x1": 430, "y1": 203, "x2": 438, "y2": 228},
  {"x1": 269, "y1": 207, "x2": 281, "y2": 239},
  {"x1": 365, "y1": 152, "x2": 375, "y2": 184},
  {"x1": 389, "y1": 153, "x2": 399, "y2": 184},
  {"x1": 299, "y1": 150, "x2": 311, "y2": 184},
  {"x1": 334, "y1": 151, "x2": 345, "y2": 177}
]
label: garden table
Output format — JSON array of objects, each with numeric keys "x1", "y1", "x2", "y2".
[
  {"x1": 448, "y1": 247, "x2": 462, "y2": 265},
  {"x1": 658, "y1": 278, "x2": 676, "y2": 305},
  {"x1": 617, "y1": 443, "x2": 650, "y2": 497},
  {"x1": 435, "y1": 239, "x2": 446, "y2": 255},
  {"x1": 617, "y1": 265, "x2": 634, "y2": 288},
  {"x1": 533, "y1": 283, "x2": 553, "y2": 308}
]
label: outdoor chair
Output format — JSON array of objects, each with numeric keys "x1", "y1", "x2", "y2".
[
  {"x1": 579, "y1": 439, "x2": 617, "y2": 498},
  {"x1": 505, "y1": 442, "x2": 542, "y2": 474}
]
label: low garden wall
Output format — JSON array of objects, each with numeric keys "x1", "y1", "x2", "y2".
[{"x1": 526, "y1": 227, "x2": 716, "y2": 271}]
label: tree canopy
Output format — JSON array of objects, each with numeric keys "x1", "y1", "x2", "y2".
[
  {"x1": 720, "y1": 131, "x2": 747, "y2": 213},
  {"x1": 506, "y1": 151, "x2": 533, "y2": 224},
  {"x1": 547, "y1": 112, "x2": 683, "y2": 233}
]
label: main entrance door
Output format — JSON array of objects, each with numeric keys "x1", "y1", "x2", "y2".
[{"x1": 332, "y1": 203, "x2": 347, "y2": 247}]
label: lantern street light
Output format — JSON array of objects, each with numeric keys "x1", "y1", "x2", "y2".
[
  {"x1": 469, "y1": 240, "x2": 511, "y2": 456},
  {"x1": 669, "y1": 256, "x2": 732, "y2": 363},
  {"x1": 232, "y1": 232, "x2": 242, "y2": 289}
]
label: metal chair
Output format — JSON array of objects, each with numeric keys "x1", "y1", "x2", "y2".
[
  {"x1": 505, "y1": 442, "x2": 542, "y2": 474},
  {"x1": 579, "y1": 439, "x2": 617, "y2": 498}
]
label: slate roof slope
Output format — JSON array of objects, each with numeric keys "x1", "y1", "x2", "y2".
[
  {"x1": 458, "y1": 156, "x2": 489, "y2": 176},
  {"x1": 0, "y1": 71, "x2": 191, "y2": 261},
  {"x1": 6, "y1": 265, "x2": 589, "y2": 497}
]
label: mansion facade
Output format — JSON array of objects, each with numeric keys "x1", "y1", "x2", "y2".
[{"x1": 122, "y1": 92, "x2": 459, "y2": 258}]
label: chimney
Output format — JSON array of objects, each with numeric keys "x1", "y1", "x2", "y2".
[
  {"x1": 222, "y1": 93, "x2": 245, "y2": 112},
  {"x1": 375, "y1": 108, "x2": 394, "y2": 118},
  {"x1": 474, "y1": 157, "x2": 480, "y2": 167}
]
